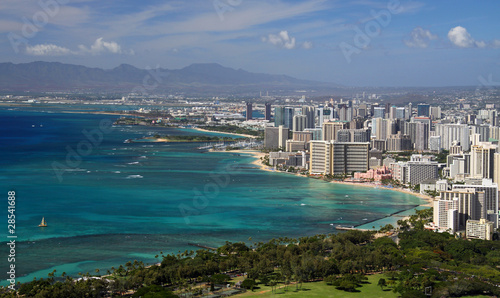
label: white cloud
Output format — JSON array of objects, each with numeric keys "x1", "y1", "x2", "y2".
[
  {"x1": 302, "y1": 41, "x2": 313, "y2": 49},
  {"x1": 25, "y1": 38, "x2": 132, "y2": 56},
  {"x1": 26, "y1": 44, "x2": 72, "y2": 56},
  {"x1": 492, "y1": 40, "x2": 500, "y2": 48},
  {"x1": 475, "y1": 40, "x2": 487, "y2": 48},
  {"x1": 447, "y1": 26, "x2": 485, "y2": 48},
  {"x1": 263, "y1": 31, "x2": 296, "y2": 49},
  {"x1": 78, "y1": 37, "x2": 122, "y2": 54},
  {"x1": 404, "y1": 27, "x2": 437, "y2": 48},
  {"x1": 110, "y1": 0, "x2": 328, "y2": 38}
]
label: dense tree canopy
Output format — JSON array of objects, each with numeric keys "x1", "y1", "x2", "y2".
[{"x1": 1, "y1": 226, "x2": 499, "y2": 297}]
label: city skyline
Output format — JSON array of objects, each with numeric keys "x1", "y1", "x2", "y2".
[{"x1": 1, "y1": 0, "x2": 500, "y2": 87}]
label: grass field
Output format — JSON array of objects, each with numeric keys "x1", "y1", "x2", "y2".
[{"x1": 235, "y1": 274, "x2": 398, "y2": 298}]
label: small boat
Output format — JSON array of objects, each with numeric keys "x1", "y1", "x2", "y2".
[{"x1": 38, "y1": 217, "x2": 47, "y2": 227}]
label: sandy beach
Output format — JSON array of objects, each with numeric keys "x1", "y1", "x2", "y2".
[
  {"x1": 189, "y1": 127, "x2": 258, "y2": 139},
  {"x1": 216, "y1": 150, "x2": 434, "y2": 231},
  {"x1": 224, "y1": 151, "x2": 434, "y2": 211},
  {"x1": 221, "y1": 150, "x2": 434, "y2": 207},
  {"x1": 211, "y1": 149, "x2": 276, "y2": 172},
  {"x1": 328, "y1": 180, "x2": 434, "y2": 207}
]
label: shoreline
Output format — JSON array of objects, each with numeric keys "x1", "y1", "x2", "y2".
[
  {"x1": 210, "y1": 149, "x2": 275, "y2": 172},
  {"x1": 188, "y1": 127, "x2": 258, "y2": 139},
  {"x1": 327, "y1": 180, "x2": 434, "y2": 207},
  {"x1": 219, "y1": 150, "x2": 434, "y2": 229},
  {"x1": 139, "y1": 137, "x2": 237, "y2": 143}
]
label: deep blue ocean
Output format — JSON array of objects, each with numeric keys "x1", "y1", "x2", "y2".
[{"x1": 0, "y1": 105, "x2": 425, "y2": 284}]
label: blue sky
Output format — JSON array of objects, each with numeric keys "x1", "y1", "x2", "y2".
[{"x1": 1, "y1": 0, "x2": 500, "y2": 87}]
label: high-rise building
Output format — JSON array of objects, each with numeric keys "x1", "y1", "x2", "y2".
[
  {"x1": 373, "y1": 107, "x2": 385, "y2": 119},
  {"x1": 337, "y1": 105, "x2": 353, "y2": 122},
  {"x1": 310, "y1": 141, "x2": 331, "y2": 174},
  {"x1": 384, "y1": 102, "x2": 391, "y2": 114},
  {"x1": 494, "y1": 153, "x2": 500, "y2": 188},
  {"x1": 337, "y1": 129, "x2": 371, "y2": 143},
  {"x1": 407, "y1": 102, "x2": 413, "y2": 120},
  {"x1": 284, "y1": 107, "x2": 294, "y2": 129},
  {"x1": 331, "y1": 142, "x2": 369, "y2": 175},
  {"x1": 470, "y1": 143, "x2": 497, "y2": 179},
  {"x1": 437, "y1": 188, "x2": 479, "y2": 231},
  {"x1": 316, "y1": 107, "x2": 324, "y2": 127},
  {"x1": 405, "y1": 122, "x2": 429, "y2": 151},
  {"x1": 467, "y1": 114, "x2": 476, "y2": 125},
  {"x1": 417, "y1": 103, "x2": 430, "y2": 117},
  {"x1": 449, "y1": 154, "x2": 470, "y2": 181},
  {"x1": 350, "y1": 118, "x2": 364, "y2": 129},
  {"x1": 396, "y1": 107, "x2": 405, "y2": 119},
  {"x1": 372, "y1": 118, "x2": 395, "y2": 141},
  {"x1": 245, "y1": 102, "x2": 252, "y2": 121},
  {"x1": 407, "y1": 162, "x2": 439, "y2": 185},
  {"x1": 309, "y1": 141, "x2": 369, "y2": 175},
  {"x1": 389, "y1": 106, "x2": 397, "y2": 119},
  {"x1": 434, "y1": 198, "x2": 459, "y2": 232},
  {"x1": 353, "y1": 129, "x2": 371, "y2": 143},
  {"x1": 490, "y1": 126, "x2": 500, "y2": 142},
  {"x1": 304, "y1": 128, "x2": 322, "y2": 140},
  {"x1": 466, "y1": 219, "x2": 494, "y2": 240},
  {"x1": 430, "y1": 106, "x2": 441, "y2": 119},
  {"x1": 302, "y1": 106, "x2": 315, "y2": 129},
  {"x1": 264, "y1": 126, "x2": 289, "y2": 149},
  {"x1": 357, "y1": 104, "x2": 367, "y2": 118},
  {"x1": 435, "y1": 124, "x2": 471, "y2": 152},
  {"x1": 371, "y1": 139, "x2": 387, "y2": 151},
  {"x1": 292, "y1": 115, "x2": 307, "y2": 132},
  {"x1": 265, "y1": 103, "x2": 272, "y2": 121},
  {"x1": 274, "y1": 106, "x2": 285, "y2": 127},
  {"x1": 473, "y1": 125, "x2": 491, "y2": 142},
  {"x1": 453, "y1": 180, "x2": 499, "y2": 228},
  {"x1": 293, "y1": 131, "x2": 313, "y2": 142},
  {"x1": 286, "y1": 140, "x2": 306, "y2": 152},
  {"x1": 337, "y1": 130, "x2": 351, "y2": 142},
  {"x1": 387, "y1": 134, "x2": 412, "y2": 151},
  {"x1": 322, "y1": 121, "x2": 347, "y2": 141},
  {"x1": 429, "y1": 136, "x2": 441, "y2": 152},
  {"x1": 390, "y1": 155, "x2": 439, "y2": 185}
]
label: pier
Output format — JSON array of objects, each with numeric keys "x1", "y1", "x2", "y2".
[
  {"x1": 335, "y1": 205, "x2": 421, "y2": 232},
  {"x1": 188, "y1": 243, "x2": 217, "y2": 250}
]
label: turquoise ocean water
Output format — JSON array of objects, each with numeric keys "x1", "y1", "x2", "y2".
[{"x1": 0, "y1": 106, "x2": 425, "y2": 284}]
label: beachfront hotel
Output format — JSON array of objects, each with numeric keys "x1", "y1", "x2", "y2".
[{"x1": 309, "y1": 141, "x2": 369, "y2": 175}]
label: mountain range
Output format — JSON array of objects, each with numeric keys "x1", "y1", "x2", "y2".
[{"x1": 0, "y1": 61, "x2": 339, "y2": 95}]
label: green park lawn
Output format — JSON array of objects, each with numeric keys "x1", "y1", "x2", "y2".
[
  {"x1": 235, "y1": 274, "x2": 397, "y2": 298},
  {"x1": 233, "y1": 274, "x2": 492, "y2": 298}
]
